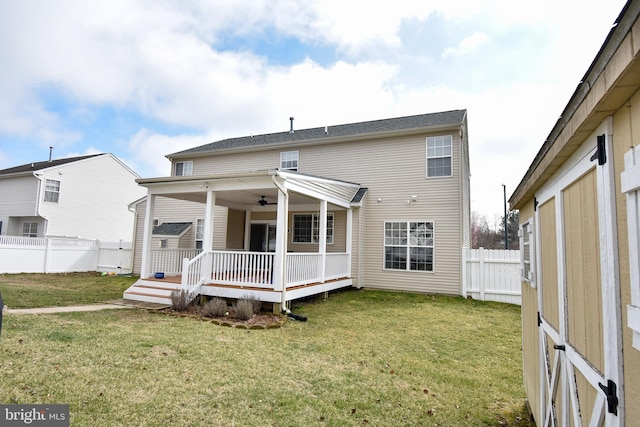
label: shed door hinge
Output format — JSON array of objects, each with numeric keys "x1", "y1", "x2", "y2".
[
  {"x1": 537, "y1": 312, "x2": 542, "y2": 327},
  {"x1": 598, "y1": 379, "x2": 619, "y2": 415},
  {"x1": 590, "y1": 134, "x2": 607, "y2": 165}
]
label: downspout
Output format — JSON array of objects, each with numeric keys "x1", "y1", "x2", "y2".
[
  {"x1": 271, "y1": 173, "x2": 289, "y2": 310},
  {"x1": 32, "y1": 172, "x2": 46, "y2": 235}
]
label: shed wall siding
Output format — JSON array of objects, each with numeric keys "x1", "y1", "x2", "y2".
[{"x1": 186, "y1": 129, "x2": 466, "y2": 294}]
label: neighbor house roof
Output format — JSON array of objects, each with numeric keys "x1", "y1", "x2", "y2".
[
  {"x1": 0, "y1": 154, "x2": 104, "y2": 177},
  {"x1": 168, "y1": 110, "x2": 467, "y2": 159},
  {"x1": 152, "y1": 222, "x2": 192, "y2": 237}
]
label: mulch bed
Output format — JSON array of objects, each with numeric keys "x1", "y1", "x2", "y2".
[{"x1": 166, "y1": 304, "x2": 286, "y2": 329}]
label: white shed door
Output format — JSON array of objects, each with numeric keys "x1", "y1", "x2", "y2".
[{"x1": 535, "y1": 124, "x2": 623, "y2": 426}]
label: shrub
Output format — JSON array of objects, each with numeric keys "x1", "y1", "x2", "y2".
[
  {"x1": 204, "y1": 297, "x2": 228, "y2": 317},
  {"x1": 170, "y1": 289, "x2": 190, "y2": 311},
  {"x1": 233, "y1": 298, "x2": 254, "y2": 321},
  {"x1": 242, "y1": 293, "x2": 262, "y2": 314}
]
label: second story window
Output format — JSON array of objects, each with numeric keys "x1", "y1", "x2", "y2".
[
  {"x1": 44, "y1": 179, "x2": 60, "y2": 203},
  {"x1": 175, "y1": 161, "x2": 193, "y2": 176},
  {"x1": 280, "y1": 151, "x2": 299, "y2": 171},
  {"x1": 427, "y1": 135, "x2": 452, "y2": 177}
]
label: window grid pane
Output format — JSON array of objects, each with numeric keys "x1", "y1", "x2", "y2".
[
  {"x1": 427, "y1": 135, "x2": 452, "y2": 177},
  {"x1": 44, "y1": 179, "x2": 60, "y2": 203},
  {"x1": 385, "y1": 221, "x2": 434, "y2": 271}
]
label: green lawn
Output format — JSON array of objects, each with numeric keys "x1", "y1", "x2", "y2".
[
  {"x1": 0, "y1": 273, "x2": 137, "y2": 308},
  {"x1": 0, "y1": 274, "x2": 533, "y2": 426}
]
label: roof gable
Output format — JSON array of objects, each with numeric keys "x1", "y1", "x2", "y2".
[
  {"x1": 0, "y1": 154, "x2": 104, "y2": 177},
  {"x1": 168, "y1": 110, "x2": 466, "y2": 158},
  {"x1": 152, "y1": 222, "x2": 193, "y2": 237}
]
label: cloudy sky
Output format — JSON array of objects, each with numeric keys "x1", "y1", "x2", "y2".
[{"x1": 0, "y1": 0, "x2": 628, "y2": 221}]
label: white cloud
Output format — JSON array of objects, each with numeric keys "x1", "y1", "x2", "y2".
[{"x1": 442, "y1": 33, "x2": 490, "y2": 58}]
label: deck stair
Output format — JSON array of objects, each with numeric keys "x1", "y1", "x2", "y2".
[{"x1": 123, "y1": 279, "x2": 182, "y2": 305}]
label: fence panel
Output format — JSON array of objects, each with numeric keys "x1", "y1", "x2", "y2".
[
  {"x1": 0, "y1": 237, "x2": 133, "y2": 274},
  {"x1": 463, "y1": 248, "x2": 521, "y2": 305}
]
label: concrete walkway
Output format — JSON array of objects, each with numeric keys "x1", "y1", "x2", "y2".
[
  {"x1": 4, "y1": 299, "x2": 169, "y2": 315},
  {"x1": 5, "y1": 304, "x2": 129, "y2": 314}
]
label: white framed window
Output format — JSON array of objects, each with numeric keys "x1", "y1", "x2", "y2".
[
  {"x1": 153, "y1": 218, "x2": 160, "y2": 227},
  {"x1": 175, "y1": 161, "x2": 193, "y2": 176},
  {"x1": 292, "y1": 213, "x2": 333, "y2": 244},
  {"x1": 519, "y1": 217, "x2": 535, "y2": 286},
  {"x1": 44, "y1": 179, "x2": 60, "y2": 203},
  {"x1": 159, "y1": 239, "x2": 168, "y2": 248},
  {"x1": 426, "y1": 135, "x2": 452, "y2": 177},
  {"x1": 195, "y1": 218, "x2": 204, "y2": 249},
  {"x1": 384, "y1": 221, "x2": 434, "y2": 271},
  {"x1": 22, "y1": 222, "x2": 38, "y2": 237},
  {"x1": 280, "y1": 151, "x2": 299, "y2": 171}
]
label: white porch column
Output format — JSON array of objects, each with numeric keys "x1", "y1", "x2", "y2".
[
  {"x1": 346, "y1": 207, "x2": 353, "y2": 278},
  {"x1": 244, "y1": 210, "x2": 252, "y2": 251},
  {"x1": 319, "y1": 199, "x2": 327, "y2": 283},
  {"x1": 203, "y1": 191, "x2": 215, "y2": 250},
  {"x1": 140, "y1": 193, "x2": 156, "y2": 279},
  {"x1": 273, "y1": 187, "x2": 289, "y2": 297}
]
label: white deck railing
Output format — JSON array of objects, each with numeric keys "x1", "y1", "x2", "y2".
[
  {"x1": 210, "y1": 250, "x2": 275, "y2": 289},
  {"x1": 151, "y1": 248, "x2": 202, "y2": 275},
  {"x1": 169, "y1": 250, "x2": 350, "y2": 292}
]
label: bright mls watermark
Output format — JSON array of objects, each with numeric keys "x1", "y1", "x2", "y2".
[{"x1": 0, "y1": 405, "x2": 69, "y2": 426}]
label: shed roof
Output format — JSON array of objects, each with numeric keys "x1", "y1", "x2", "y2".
[{"x1": 168, "y1": 110, "x2": 466, "y2": 158}]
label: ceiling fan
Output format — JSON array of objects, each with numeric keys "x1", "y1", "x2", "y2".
[{"x1": 258, "y1": 195, "x2": 277, "y2": 206}]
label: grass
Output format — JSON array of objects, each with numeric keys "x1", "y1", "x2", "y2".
[
  {"x1": 0, "y1": 275, "x2": 533, "y2": 426},
  {"x1": 0, "y1": 273, "x2": 137, "y2": 308}
]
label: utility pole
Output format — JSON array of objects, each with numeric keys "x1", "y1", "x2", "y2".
[{"x1": 502, "y1": 184, "x2": 508, "y2": 249}]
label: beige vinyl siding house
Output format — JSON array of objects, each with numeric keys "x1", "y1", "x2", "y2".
[
  {"x1": 510, "y1": 1, "x2": 640, "y2": 424},
  {"x1": 126, "y1": 110, "x2": 470, "y2": 308}
]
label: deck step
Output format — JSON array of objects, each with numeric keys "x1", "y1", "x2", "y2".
[{"x1": 123, "y1": 279, "x2": 182, "y2": 305}]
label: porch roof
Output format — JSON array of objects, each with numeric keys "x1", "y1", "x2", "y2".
[{"x1": 136, "y1": 169, "x2": 365, "y2": 209}]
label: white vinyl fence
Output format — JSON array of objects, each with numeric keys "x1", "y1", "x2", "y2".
[
  {"x1": 0, "y1": 236, "x2": 133, "y2": 274},
  {"x1": 462, "y1": 248, "x2": 521, "y2": 305}
]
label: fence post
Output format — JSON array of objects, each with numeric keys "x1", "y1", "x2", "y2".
[
  {"x1": 461, "y1": 248, "x2": 468, "y2": 298},
  {"x1": 44, "y1": 237, "x2": 52, "y2": 274},
  {"x1": 479, "y1": 247, "x2": 485, "y2": 301}
]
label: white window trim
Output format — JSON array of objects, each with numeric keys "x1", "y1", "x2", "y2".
[
  {"x1": 383, "y1": 221, "x2": 434, "y2": 272},
  {"x1": 175, "y1": 161, "x2": 193, "y2": 176},
  {"x1": 292, "y1": 212, "x2": 333, "y2": 244},
  {"x1": 621, "y1": 145, "x2": 640, "y2": 350},
  {"x1": 22, "y1": 222, "x2": 38, "y2": 237},
  {"x1": 519, "y1": 216, "x2": 535, "y2": 287},
  {"x1": 44, "y1": 179, "x2": 60, "y2": 203},
  {"x1": 426, "y1": 135, "x2": 453, "y2": 178},
  {"x1": 195, "y1": 218, "x2": 204, "y2": 249},
  {"x1": 280, "y1": 151, "x2": 299, "y2": 171}
]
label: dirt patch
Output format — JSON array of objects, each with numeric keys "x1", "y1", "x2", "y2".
[{"x1": 166, "y1": 304, "x2": 286, "y2": 329}]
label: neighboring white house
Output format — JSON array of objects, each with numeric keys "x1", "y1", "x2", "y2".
[
  {"x1": 0, "y1": 153, "x2": 146, "y2": 241},
  {"x1": 125, "y1": 110, "x2": 471, "y2": 309}
]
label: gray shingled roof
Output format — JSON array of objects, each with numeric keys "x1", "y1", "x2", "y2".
[
  {"x1": 0, "y1": 154, "x2": 104, "y2": 176},
  {"x1": 168, "y1": 110, "x2": 466, "y2": 158},
  {"x1": 153, "y1": 222, "x2": 193, "y2": 236}
]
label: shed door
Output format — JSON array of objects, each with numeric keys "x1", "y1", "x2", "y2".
[{"x1": 535, "y1": 125, "x2": 623, "y2": 426}]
